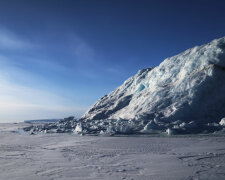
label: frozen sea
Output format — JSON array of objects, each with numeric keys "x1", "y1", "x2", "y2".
[{"x1": 0, "y1": 123, "x2": 225, "y2": 180}]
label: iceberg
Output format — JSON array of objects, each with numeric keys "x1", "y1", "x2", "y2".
[
  {"x1": 79, "y1": 36, "x2": 225, "y2": 134},
  {"x1": 24, "y1": 37, "x2": 225, "y2": 135}
]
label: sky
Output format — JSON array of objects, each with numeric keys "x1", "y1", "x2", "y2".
[{"x1": 0, "y1": 0, "x2": 225, "y2": 122}]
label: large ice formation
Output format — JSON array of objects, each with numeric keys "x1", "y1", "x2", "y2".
[
  {"x1": 24, "y1": 37, "x2": 225, "y2": 135},
  {"x1": 78, "y1": 36, "x2": 225, "y2": 134}
]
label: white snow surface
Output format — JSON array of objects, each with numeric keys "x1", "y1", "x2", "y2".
[
  {"x1": 1, "y1": 123, "x2": 225, "y2": 180},
  {"x1": 80, "y1": 37, "x2": 225, "y2": 134}
]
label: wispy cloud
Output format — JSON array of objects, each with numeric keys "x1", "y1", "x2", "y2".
[
  {"x1": 74, "y1": 41, "x2": 95, "y2": 63},
  {"x1": 0, "y1": 26, "x2": 122, "y2": 122},
  {"x1": 0, "y1": 103, "x2": 86, "y2": 122},
  {"x1": 0, "y1": 27, "x2": 89, "y2": 122},
  {"x1": 0, "y1": 73, "x2": 87, "y2": 122},
  {"x1": 68, "y1": 35, "x2": 122, "y2": 79},
  {"x1": 104, "y1": 67, "x2": 121, "y2": 74},
  {"x1": 0, "y1": 27, "x2": 34, "y2": 50}
]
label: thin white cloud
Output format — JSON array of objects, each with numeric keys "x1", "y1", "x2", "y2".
[
  {"x1": 74, "y1": 41, "x2": 95, "y2": 62},
  {"x1": 0, "y1": 27, "x2": 34, "y2": 50},
  {"x1": 0, "y1": 60, "x2": 87, "y2": 123},
  {"x1": 0, "y1": 103, "x2": 86, "y2": 122},
  {"x1": 20, "y1": 56, "x2": 70, "y2": 74},
  {"x1": 105, "y1": 67, "x2": 121, "y2": 74},
  {"x1": 0, "y1": 27, "x2": 122, "y2": 122},
  {"x1": 69, "y1": 35, "x2": 122, "y2": 77},
  {"x1": 0, "y1": 77, "x2": 87, "y2": 122},
  {"x1": 0, "y1": 27, "x2": 92, "y2": 122}
]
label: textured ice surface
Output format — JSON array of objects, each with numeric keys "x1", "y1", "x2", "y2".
[{"x1": 79, "y1": 37, "x2": 225, "y2": 134}]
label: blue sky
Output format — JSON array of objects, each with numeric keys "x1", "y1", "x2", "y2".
[{"x1": 0, "y1": 0, "x2": 225, "y2": 122}]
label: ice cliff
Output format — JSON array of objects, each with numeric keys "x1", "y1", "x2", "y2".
[{"x1": 79, "y1": 36, "x2": 225, "y2": 134}]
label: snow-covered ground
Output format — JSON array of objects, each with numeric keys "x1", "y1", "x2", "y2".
[{"x1": 1, "y1": 123, "x2": 225, "y2": 180}]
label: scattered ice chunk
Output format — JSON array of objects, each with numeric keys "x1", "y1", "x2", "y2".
[
  {"x1": 115, "y1": 123, "x2": 131, "y2": 134},
  {"x1": 207, "y1": 123, "x2": 219, "y2": 127},
  {"x1": 219, "y1": 118, "x2": 225, "y2": 126},
  {"x1": 173, "y1": 125, "x2": 180, "y2": 129},
  {"x1": 180, "y1": 121, "x2": 197, "y2": 129},
  {"x1": 166, "y1": 128, "x2": 174, "y2": 135},
  {"x1": 99, "y1": 126, "x2": 115, "y2": 136},
  {"x1": 23, "y1": 116, "x2": 76, "y2": 134},
  {"x1": 141, "y1": 120, "x2": 162, "y2": 133},
  {"x1": 73, "y1": 123, "x2": 83, "y2": 134}
]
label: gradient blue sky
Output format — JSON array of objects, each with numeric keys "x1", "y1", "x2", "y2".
[{"x1": 1, "y1": 0, "x2": 225, "y2": 122}]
